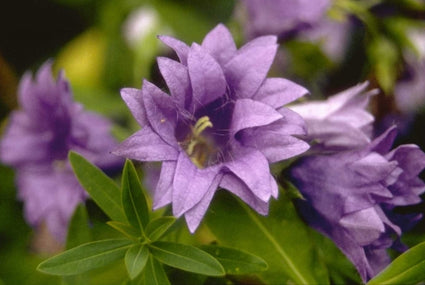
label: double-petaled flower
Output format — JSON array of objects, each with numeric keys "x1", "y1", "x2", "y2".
[
  {"x1": 290, "y1": 126, "x2": 425, "y2": 282},
  {"x1": 0, "y1": 62, "x2": 120, "y2": 241},
  {"x1": 113, "y1": 24, "x2": 310, "y2": 232}
]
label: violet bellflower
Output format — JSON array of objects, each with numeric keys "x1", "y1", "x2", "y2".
[
  {"x1": 289, "y1": 82, "x2": 377, "y2": 152},
  {"x1": 0, "y1": 62, "x2": 120, "y2": 242},
  {"x1": 113, "y1": 24, "x2": 310, "y2": 232},
  {"x1": 290, "y1": 126, "x2": 425, "y2": 282}
]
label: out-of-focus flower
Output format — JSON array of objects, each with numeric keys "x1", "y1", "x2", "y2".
[
  {"x1": 290, "y1": 82, "x2": 377, "y2": 151},
  {"x1": 113, "y1": 24, "x2": 310, "y2": 232},
  {"x1": 290, "y1": 126, "x2": 425, "y2": 282},
  {"x1": 0, "y1": 62, "x2": 120, "y2": 242},
  {"x1": 239, "y1": 0, "x2": 352, "y2": 63},
  {"x1": 240, "y1": 0, "x2": 330, "y2": 39},
  {"x1": 394, "y1": 29, "x2": 425, "y2": 114}
]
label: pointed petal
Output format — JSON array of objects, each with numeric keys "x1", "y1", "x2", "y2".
[
  {"x1": 112, "y1": 128, "x2": 178, "y2": 161},
  {"x1": 121, "y1": 88, "x2": 148, "y2": 126},
  {"x1": 224, "y1": 36, "x2": 277, "y2": 98},
  {"x1": 339, "y1": 207, "x2": 385, "y2": 246},
  {"x1": 158, "y1": 35, "x2": 189, "y2": 65},
  {"x1": 172, "y1": 152, "x2": 221, "y2": 217},
  {"x1": 142, "y1": 80, "x2": 178, "y2": 146},
  {"x1": 201, "y1": 24, "x2": 237, "y2": 65},
  {"x1": 187, "y1": 44, "x2": 227, "y2": 111},
  {"x1": 349, "y1": 153, "x2": 398, "y2": 183},
  {"x1": 153, "y1": 161, "x2": 177, "y2": 209},
  {"x1": 253, "y1": 78, "x2": 309, "y2": 108},
  {"x1": 220, "y1": 174, "x2": 269, "y2": 215},
  {"x1": 224, "y1": 147, "x2": 273, "y2": 202},
  {"x1": 157, "y1": 57, "x2": 190, "y2": 109},
  {"x1": 184, "y1": 174, "x2": 222, "y2": 233},
  {"x1": 241, "y1": 130, "x2": 310, "y2": 163},
  {"x1": 369, "y1": 126, "x2": 397, "y2": 154},
  {"x1": 231, "y1": 99, "x2": 282, "y2": 134},
  {"x1": 387, "y1": 145, "x2": 425, "y2": 177}
]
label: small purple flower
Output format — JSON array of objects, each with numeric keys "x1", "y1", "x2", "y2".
[
  {"x1": 0, "y1": 62, "x2": 120, "y2": 242},
  {"x1": 290, "y1": 82, "x2": 377, "y2": 152},
  {"x1": 290, "y1": 126, "x2": 425, "y2": 282},
  {"x1": 240, "y1": 0, "x2": 331, "y2": 39},
  {"x1": 113, "y1": 24, "x2": 310, "y2": 232}
]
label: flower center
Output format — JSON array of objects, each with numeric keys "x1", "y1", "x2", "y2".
[{"x1": 181, "y1": 116, "x2": 215, "y2": 169}]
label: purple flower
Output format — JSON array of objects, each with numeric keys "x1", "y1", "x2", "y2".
[
  {"x1": 290, "y1": 126, "x2": 425, "y2": 282},
  {"x1": 113, "y1": 24, "x2": 310, "y2": 232},
  {"x1": 0, "y1": 62, "x2": 120, "y2": 242},
  {"x1": 290, "y1": 82, "x2": 377, "y2": 152},
  {"x1": 240, "y1": 0, "x2": 330, "y2": 39}
]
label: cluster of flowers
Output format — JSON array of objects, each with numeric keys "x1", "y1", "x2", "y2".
[{"x1": 1, "y1": 1, "x2": 424, "y2": 283}]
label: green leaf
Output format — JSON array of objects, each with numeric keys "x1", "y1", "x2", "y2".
[
  {"x1": 37, "y1": 239, "x2": 132, "y2": 275},
  {"x1": 201, "y1": 245, "x2": 268, "y2": 275},
  {"x1": 143, "y1": 256, "x2": 170, "y2": 285},
  {"x1": 367, "y1": 241, "x2": 425, "y2": 285},
  {"x1": 66, "y1": 204, "x2": 92, "y2": 249},
  {"x1": 69, "y1": 152, "x2": 125, "y2": 222},
  {"x1": 149, "y1": 241, "x2": 225, "y2": 277},
  {"x1": 125, "y1": 244, "x2": 150, "y2": 280},
  {"x1": 145, "y1": 217, "x2": 176, "y2": 241},
  {"x1": 107, "y1": 221, "x2": 141, "y2": 239},
  {"x1": 205, "y1": 191, "x2": 328, "y2": 285},
  {"x1": 122, "y1": 160, "x2": 149, "y2": 233}
]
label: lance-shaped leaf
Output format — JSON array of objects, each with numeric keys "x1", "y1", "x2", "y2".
[
  {"x1": 125, "y1": 244, "x2": 150, "y2": 280},
  {"x1": 149, "y1": 241, "x2": 225, "y2": 276},
  {"x1": 145, "y1": 217, "x2": 176, "y2": 241},
  {"x1": 107, "y1": 221, "x2": 141, "y2": 240},
  {"x1": 66, "y1": 204, "x2": 92, "y2": 249},
  {"x1": 143, "y1": 256, "x2": 170, "y2": 285},
  {"x1": 201, "y1": 245, "x2": 268, "y2": 275},
  {"x1": 69, "y1": 152, "x2": 126, "y2": 222},
  {"x1": 205, "y1": 191, "x2": 328, "y2": 285},
  {"x1": 367, "y1": 241, "x2": 425, "y2": 285},
  {"x1": 37, "y1": 239, "x2": 132, "y2": 275},
  {"x1": 122, "y1": 160, "x2": 149, "y2": 233}
]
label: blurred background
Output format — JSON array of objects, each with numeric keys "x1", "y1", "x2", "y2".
[{"x1": 1, "y1": 0, "x2": 424, "y2": 284}]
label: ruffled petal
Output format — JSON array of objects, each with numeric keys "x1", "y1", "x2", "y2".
[
  {"x1": 187, "y1": 44, "x2": 227, "y2": 111},
  {"x1": 172, "y1": 152, "x2": 222, "y2": 217},
  {"x1": 224, "y1": 147, "x2": 273, "y2": 202},
  {"x1": 158, "y1": 35, "x2": 190, "y2": 65},
  {"x1": 231, "y1": 99, "x2": 282, "y2": 134},
  {"x1": 224, "y1": 36, "x2": 278, "y2": 98},
  {"x1": 120, "y1": 88, "x2": 148, "y2": 126},
  {"x1": 253, "y1": 78, "x2": 309, "y2": 108},
  {"x1": 157, "y1": 57, "x2": 190, "y2": 109},
  {"x1": 184, "y1": 173, "x2": 223, "y2": 233},
  {"x1": 153, "y1": 161, "x2": 177, "y2": 209},
  {"x1": 201, "y1": 23, "x2": 237, "y2": 65},
  {"x1": 112, "y1": 127, "x2": 178, "y2": 161},
  {"x1": 220, "y1": 174, "x2": 270, "y2": 215},
  {"x1": 142, "y1": 80, "x2": 178, "y2": 146}
]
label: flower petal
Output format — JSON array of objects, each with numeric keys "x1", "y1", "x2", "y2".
[
  {"x1": 120, "y1": 88, "x2": 148, "y2": 126},
  {"x1": 187, "y1": 44, "x2": 227, "y2": 111},
  {"x1": 158, "y1": 35, "x2": 189, "y2": 65},
  {"x1": 231, "y1": 98, "x2": 282, "y2": 134},
  {"x1": 201, "y1": 23, "x2": 237, "y2": 65},
  {"x1": 224, "y1": 36, "x2": 277, "y2": 98},
  {"x1": 157, "y1": 57, "x2": 190, "y2": 109},
  {"x1": 224, "y1": 147, "x2": 274, "y2": 202},
  {"x1": 220, "y1": 174, "x2": 270, "y2": 215},
  {"x1": 172, "y1": 152, "x2": 222, "y2": 217},
  {"x1": 112, "y1": 127, "x2": 178, "y2": 161},
  {"x1": 253, "y1": 78, "x2": 309, "y2": 108},
  {"x1": 142, "y1": 80, "x2": 178, "y2": 146},
  {"x1": 184, "y1": 173, "x2": 223, "y2": 233},
  {"x1": 153, "y1": 161, "x2": 177, "y2": 209}
]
